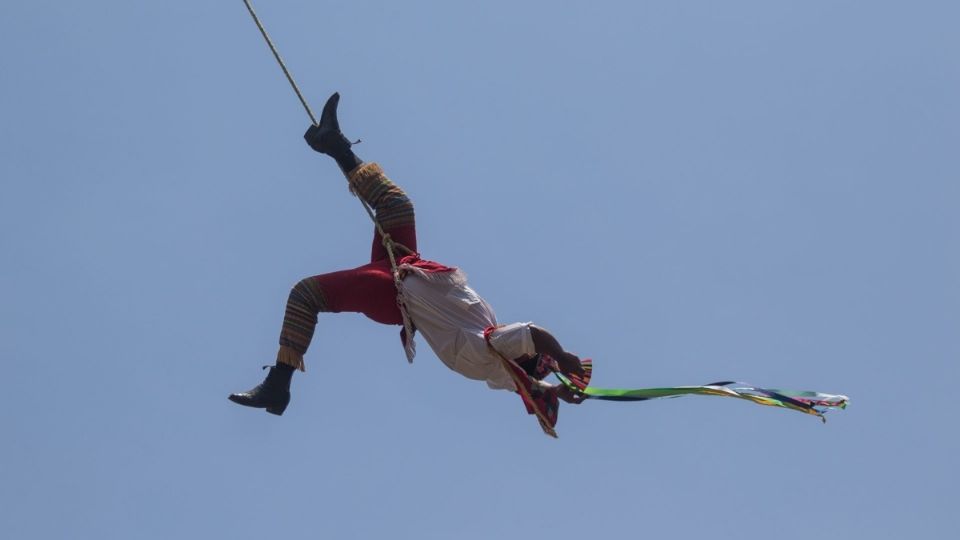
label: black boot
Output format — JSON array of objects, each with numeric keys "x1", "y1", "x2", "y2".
[
  {"x1": 228, "y1": 365, "x2": 293, "y2": 416},
  {"x1": 304, "y1": 92, "x2": 363, "y2": 174}
]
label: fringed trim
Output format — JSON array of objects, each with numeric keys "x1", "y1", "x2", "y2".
[
  {"x1": 398, "y1": 264, "x2": 468, "y2": 287},
  {"x1": 345, "y1": 162, "x2": 367, "y2": 180},
  {"x1": 402, "y1": 326, "x2": 416, "y2": 363},
  {"x1": 394, "y1": 280, "x2": 418, "y2": 363},
  {"x1": 276, "y1": 345, "x2": 306, "y2": 372}
]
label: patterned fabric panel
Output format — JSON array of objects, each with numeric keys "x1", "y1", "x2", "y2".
[{"x1": 564, "y1": 358, "x2": 592, "y2": 391}]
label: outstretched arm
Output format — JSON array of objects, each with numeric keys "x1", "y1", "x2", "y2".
[
  {"x1": 529, "y1": 326, "x2": 589, "y2": 404},
  {"x1": 530, "y1": 325, "x2": 586, "y2": 378}
]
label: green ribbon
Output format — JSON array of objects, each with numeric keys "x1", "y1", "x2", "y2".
[{"x1": 555, "y1": 375, "x2": 848, "y2": 423}]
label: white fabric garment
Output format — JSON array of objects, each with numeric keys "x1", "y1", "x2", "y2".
[{"x1": 399, "y1": 267, "x2": 536, "y2": 391}]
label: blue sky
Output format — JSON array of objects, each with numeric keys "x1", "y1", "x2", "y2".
[{"x1": 1, "y1": 1, "x2": 957, "y2": 538}]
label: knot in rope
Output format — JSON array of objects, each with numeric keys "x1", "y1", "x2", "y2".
[
  {"x1": 351, "y1": 192, "x2": 416, "y2": 362},
  {"x1": 380, "y1": 232, "x2": 395, "y2": 249},
  {"x1": 380, "y1": 231, "x2": 413, "y2": 257}
]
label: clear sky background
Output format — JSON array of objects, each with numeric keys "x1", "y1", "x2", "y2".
[{"x1": 1, "y1": 1, "x2": 957, "y2": 538}]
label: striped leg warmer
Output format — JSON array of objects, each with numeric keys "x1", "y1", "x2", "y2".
[
  {"x1": 348, "y1": 163, "x2": 416, "y2": 231},
  {"x1": 277, "y1": 277, "x2": 329, "y2": 372}
]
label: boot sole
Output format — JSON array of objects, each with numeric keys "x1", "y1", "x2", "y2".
[{"x1": 228, "y1": 394, "x2": 289, "y2": 416}]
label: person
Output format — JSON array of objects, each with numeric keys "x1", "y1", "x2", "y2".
[{"x1": 229, "y1": 93, "x2": 588, "y2": 435}]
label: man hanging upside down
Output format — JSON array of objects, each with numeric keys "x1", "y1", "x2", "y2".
[{"x1": 229, "y1": 93, "x2": 588, "y2": 435}]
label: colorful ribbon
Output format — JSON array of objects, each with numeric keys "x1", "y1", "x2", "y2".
[{"x1": 556, "y1": 368, "x2": 848, "y2": 423}]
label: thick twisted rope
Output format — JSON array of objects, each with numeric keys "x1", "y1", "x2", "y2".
[
  {"x1": 242, "y1": 0, "x2": 417, "y2": 361},
  {"x1": 354, "y1": 187, "x2": 417, "y2": 363},
  {"x1": 242, "y1": 0, "x2": 317, "y2": 125}
]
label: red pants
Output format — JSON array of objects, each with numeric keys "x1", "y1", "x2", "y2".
[{"x1": 277, "y1": 163, "x2": 417, "y2": 371}]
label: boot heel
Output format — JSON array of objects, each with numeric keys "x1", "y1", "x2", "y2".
[
  {"x1": 230, "y1": 366, "x2": 292, "y2": 415},
  {"x1": 266, "y1": 401, "x2": 288, "y2": 416}
]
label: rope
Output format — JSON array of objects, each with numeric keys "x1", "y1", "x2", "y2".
[
  {"x1": 242, "y1": 0, "x2": 417, "y2": 361},
  {"x1": 357, "y1": 193, "x2": 417, "y2": 363},
  {"x1": 242, "y1": 0, "x2": 317, "y2": 125}
]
